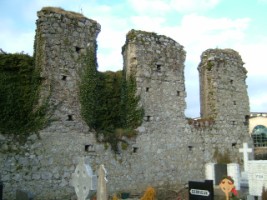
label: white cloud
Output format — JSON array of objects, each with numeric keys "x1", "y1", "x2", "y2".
[
  {"x1": 128, "y1": 0, "x2": 170, "y2": 15},
  {"x1": 128, "y1": 0, "x2": 221, "y2": 14},
  {"x1": 170, "y1": 0, "x2": 221, "y2": 13},
  {"x1": 130, "y1": 16, "x2": 166, "y2": 31}
]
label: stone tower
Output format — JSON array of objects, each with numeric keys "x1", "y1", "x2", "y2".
[
  {"x1": 122, "y1": 30, "x2": 187, "y2": 134},
  {"x1": 198, "y1": 49, "x2": 250, "y2": 125},
  {"x1": 34, "y1": 7, "x2": 100, "y2": 132}
]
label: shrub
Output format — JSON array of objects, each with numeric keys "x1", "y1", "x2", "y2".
[{"x1": 140, "y1": 187, "x2": 156, "y2": 200}]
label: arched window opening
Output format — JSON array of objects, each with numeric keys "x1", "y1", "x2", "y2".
[{"x1": 252, "y1": 125, "x2": 267, "y2": 147}]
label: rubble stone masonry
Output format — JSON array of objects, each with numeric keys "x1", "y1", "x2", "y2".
[{"x1": 0, "y1": 7, "x2": 252, "y2": 199}]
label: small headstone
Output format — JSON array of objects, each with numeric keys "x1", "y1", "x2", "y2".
[
  {"x1": 227, "y1": 163, "x2": 240, "y2": 190},
  {"x1": 214, "y1": 164, "x2": 227, "y2": 185},
  {"x1": 205, "y1": 163, "x2": 216, "y2": 182},
  {"x1": 239, "y1": 143, "x2": 252, "y2": 172},
  {"x1": 188, "y1": 180, "x2": 214, "y2": 200},
  {"x1": 16, "y1": 190, "x2": 33, "y2": 200},
  {"x1": 71, "y1": 157, "x2": 97, "y2": 200},
  {"x1": 97, "y1": 164, "x2": 108, "y2": 200}
]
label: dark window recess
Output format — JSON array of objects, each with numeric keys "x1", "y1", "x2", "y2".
[
  {"x1": 232, "y1": 143, "x2": 237, "y2": 147},
  {"x1": 146, "y1": 116, "x2": 151, "y2": 122},
  {"x1": 61, "y1": 75, "x2": 67, "y2": 80},
  {"x1": 85, "y1": 144, "x2": 94, "y2": 152},
  {"x1": 232, "y1": 121, "x2": 236, "y2": 125},
  {"x1": 230, "y1": 79, "x2": 233, "y2": 84},
  {"x1": 146, "y1": 87, "x2": 149, "y2": 92},
  {"x1": 75, "y1": 46, "x2": 82, "y2": 53},
  {"x1": 233, "y1": 101, "x2": 236, "y2": 105},
  {"x1": 188, "y1": 146, "x2": 193, "y2": 151},
  {"x1": 156, "y1": 64, "x2": 161, "y2": 71},
  {"x1": 67, "y1": 115, "x2": 73, "y2": 121},
  {"x1": 133, "y1": 147, "x2": 138, "y2": 153},
  {"x1": 177, "y1": 91, "x2": 180, "y2": 96}
]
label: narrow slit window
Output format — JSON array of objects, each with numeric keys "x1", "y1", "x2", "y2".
[
  {"x1": 133, "y1": 147, "x2": 138, "y2": 153},
  {"x1": 146, "y1": 116, "x2": 151, "y2": 122},
  {"x1": 156, "y1": 64, "x2": 161, "y2": 71},
  {"x1": 177, "y1": 91, "x2": 180, "y2": 96},
  {"x1": 233, "y1": 101, "x2": 236, "y2": 105},
  {"x1": 62, "y1": 75, "x2": 67, "y2": 81},
  {"x1": 232, "y1": 143, "x2": 237, "y2": 147},
  {"x1": 230, "y1": 79, "x2": 233, "y2": 84},
  {"x1": 146, "y1": 87, "x2": 149, "y2": 92},
  {"x1": 75, "y1": 46, "x2": 81, "y2": 53},
  {"x1": 85, "y1": 145, "x2": 90, "y2": 151},
  {"x1": 67, "y1": 114, "x2": 73, "y2": 121},
  {"x1": 85, "y1": 144, "x2": 94, "y2": 152}
]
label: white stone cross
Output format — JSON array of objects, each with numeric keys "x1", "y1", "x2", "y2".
[
  {"x1": 71, "y1": 158, "x2": 97, "y2": 200},
  {"x1": 97, "y1": 164, "x2": 108, "y2": 200},
  {"x1": 239, "y1": 143, "x2": 252, "y2": 172}
]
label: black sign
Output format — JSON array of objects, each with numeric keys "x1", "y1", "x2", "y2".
[{"x1": 189, "y1": 180, "x2": 214, "y2": 200}]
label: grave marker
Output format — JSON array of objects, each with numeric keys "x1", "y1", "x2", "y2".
[
  {"x1": 214, "y1": 164, "x2": 227, "y2": 185},
  {"x1": 188, "y1": 180, "x2": 214, "y2": 200},
  {"x1": 239, "y1": 143, "x2": 252, "y2": 172},
  {"x1": 247, "y1": 160, "x2": 267, "y2": 197},
  {"x1": 227, "y1": 163, "x2": 240, "y2": 190},
  {"x1": 97, "y1": 164, "x2": 108, "y2": 200},
  {"x1": 71, "y1": 158, "x2": 97, "y2": 200}
]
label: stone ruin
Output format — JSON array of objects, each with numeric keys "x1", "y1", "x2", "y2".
[{"x1": 0, "y1": 7, "x2": 252, "y2": 199}]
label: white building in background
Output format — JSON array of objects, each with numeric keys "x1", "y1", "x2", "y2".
[{"x1": 249, "y1": 112, "x2": 267, "y2": 159}]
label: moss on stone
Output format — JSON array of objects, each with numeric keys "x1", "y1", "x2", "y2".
[{"x1": 41, "y1": 7, "x2": 85, "y2": 19}]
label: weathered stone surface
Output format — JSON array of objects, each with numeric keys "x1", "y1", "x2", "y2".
[{"x1": 0, "y1": 7, "x2": 252, "y2": 200}]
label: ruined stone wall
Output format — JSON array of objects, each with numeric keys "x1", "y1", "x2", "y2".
[
  {"x1": 0, "y1": 7, "x2": 252, "y2": 200},
  {"x1": 1, "y1": 7, "x2": 102, "y2": 199},
  {"x1": 35, "y1": 7, "x2": 100, "y2": 133},
  {"x1": 198, "y1": 49, "x2": 250, "y2": 125}
]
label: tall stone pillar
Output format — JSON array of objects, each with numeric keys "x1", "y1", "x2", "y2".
[{"x1": 34, "y1": 7, "x2": 101, "y2": 132}]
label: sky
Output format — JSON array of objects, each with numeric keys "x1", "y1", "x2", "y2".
[{"x1": 0, "y1": 0, "x2": 267, "y2": 117}]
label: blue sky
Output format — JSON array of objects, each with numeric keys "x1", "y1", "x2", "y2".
[{"x1": 1, "y1": 0, "x2": 267, "y2": 117}]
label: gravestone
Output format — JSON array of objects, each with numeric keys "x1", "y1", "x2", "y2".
[
  {"x1": 239, "y1": 143, "x2": 253, "y2": 187},
  {"x1": 205, "y1": 163, "x2": 215, "y2": 182},
  {"x1": 188, "y1": 180, "x2": 214, "y2": 200},
  {"x1": 16, "y1": 190, "x2": 33, "y2": 200},
  {"x1": 239, "y1": 143, "x2": 252, "y2": 171},
  {"x1": 247, "y1": 160, "x2": 267, "y2": 197},
  {"x1": 71, "y1": 158, "x2": 97, "y2": 200},
  {"x1": 214, "y1": 164, "x2": 227, "y2": 185},
  {"x1": 227, "y1": 163, "x2": 240, "y2": 190},
  {"x1": 97, "y1": 164, "x2": 108, "y2": 200}
]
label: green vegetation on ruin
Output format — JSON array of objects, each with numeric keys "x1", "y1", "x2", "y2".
[
  {"x1": 0, "y1": 45, "x2": 143, "y2": 151},
  {"x1": 80, "y1": 45, "x2": 144, "y2": 152},
  {"x1": 41, "y1": 7, "x2": 86, "y2": 19},
  {"x1": 0, "y1": 50, "x2": 50, "y2": 137}
]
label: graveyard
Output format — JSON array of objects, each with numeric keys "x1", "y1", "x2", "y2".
[{"x1": 0, "y1": 6, "x2": 267, "y2": 200}]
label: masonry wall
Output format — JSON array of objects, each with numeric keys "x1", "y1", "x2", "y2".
[{"x1": 0, "y1": 7, "x2": 252, "y2": 200}]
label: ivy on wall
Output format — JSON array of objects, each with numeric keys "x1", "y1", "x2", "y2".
[
  {"x1": 79, "y1": 45, "x2": 144, "y2": 152},
  {"x1": 0, "y1": 51, "x2": 49, "y2": 136}
]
